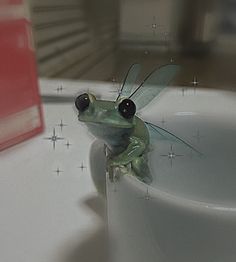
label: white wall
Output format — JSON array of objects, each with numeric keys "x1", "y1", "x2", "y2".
[{"x1": 119, "y1": 0, "x2": 177, "y2": 50}]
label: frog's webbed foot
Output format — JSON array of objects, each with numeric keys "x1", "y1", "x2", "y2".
[
  {"x1": 107, "y1": 156, "x2": 152, "y2": 184},
  {"x1": 107, "y1": 161, "x2": 131, "y2": 182}
]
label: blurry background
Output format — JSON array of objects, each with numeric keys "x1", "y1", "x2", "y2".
[
  {"x1": 1, "y1": 2, "x2": 236, "y2": 261},
  {"x1": 29, "y1": 0, "x2": 236, "y2": 89}
]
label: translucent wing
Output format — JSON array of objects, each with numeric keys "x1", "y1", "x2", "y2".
[
  {"x1": 145, "y1": 122, "x2": 203, "y2": 156},
  {"x1": 129, "y1": 64, "x2": 180, "y2": 110},
  {"x1": 116, "y1": 63, "x2": 141, "y2": 100}
]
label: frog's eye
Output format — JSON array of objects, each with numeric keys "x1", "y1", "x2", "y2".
[
  {"x1": 118, "y1": 99, "x2": 136, "y2": 119},
  {"x1": 75, "y1": 93, "x2": 90, "y2": 112}
]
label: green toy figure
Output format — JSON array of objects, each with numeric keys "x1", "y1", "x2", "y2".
[{"x1": 75, "y1": 64, "x2": 201, "y2": 184}]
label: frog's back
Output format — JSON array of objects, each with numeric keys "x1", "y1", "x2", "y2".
[{"x1": 133, "y1": 116, "x2": 149, "y2": 146}]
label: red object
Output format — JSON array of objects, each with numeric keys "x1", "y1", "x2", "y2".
[{"x1": 0, "y1": 0, "x2": 43, "y2": 151}]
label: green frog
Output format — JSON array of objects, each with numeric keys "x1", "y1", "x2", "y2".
[
  {"x1": 76, "y1": 92, "x2": 151, "y2": 183},
  {"x1": 75, "y1": 64, "x2": 201, "y2": 184}
]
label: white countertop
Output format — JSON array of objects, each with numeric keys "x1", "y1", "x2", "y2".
[
  {"x1": 0, "y1": 78, "x2": 118, "y2": 262},
  {"x1": 2, "y1": 78, "x2": 236, "y2": 262}
]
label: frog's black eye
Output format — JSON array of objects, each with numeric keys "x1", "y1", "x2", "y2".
[
  {"x1": 75, "y1": 93, "x2": 90, "y2": 112},
  {"x1": 118, "y1": 99, "x2": 136, "y2": 119}
]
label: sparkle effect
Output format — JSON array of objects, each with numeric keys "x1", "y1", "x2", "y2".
[
  {"x1": 44, "y1": 128, "x2": 64, "y2": 150},
  {"x1": 144, "y1": 187, "x2": 151, "y2": 201},
  {"x1": 109, "y1": 77, "x2": 121, "y2": 95},
  {"x1": 191, "y1": 76, "x2": 199, "y2": 86},
  {"x1": 65, "y1": 141, "x2": 72, "y2": 149},
  {"x1": 54, "y1": 167, "x2": 63, "y2": 176},
  {"x1": 138, "y1": 187, "x2": 152, "y2": 201},
  {"x1": 191, "y1": 76, "x2": 199, "y2": 94},
  {"x1": 78, "y1": 162, "x2": 86, "y2": 172},
  {"x1": 146, "y1": 16, "x2": 163, "y2": 36},
  {"x1": 161, "y1": 145, "x2": 183, "y2": 167},
  {"x1": 57, "y1": 119, "x2": 67, "y2": 132},
  {"x1": 55, "y1": 85, "x2": 64, "y2": 93}
]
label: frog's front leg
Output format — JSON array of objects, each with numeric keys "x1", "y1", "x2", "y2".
[
  {"x1": 108, "y1": 136, "x2": 151, "y2": 183},
  {"x1": 131, "y1": 155, "x2": 152, "y2": 184}
]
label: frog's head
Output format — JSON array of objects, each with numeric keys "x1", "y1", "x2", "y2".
[
  {"x1": 75, "y1": 93, "x2": 136, "y2": 149},
  {"x1": 75, "y1": 93, "x2": 136, "y2": 127}
]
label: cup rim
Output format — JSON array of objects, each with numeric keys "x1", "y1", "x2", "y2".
[{"x1": 124, "y1": 175, "x2": 236, "y2": 215}]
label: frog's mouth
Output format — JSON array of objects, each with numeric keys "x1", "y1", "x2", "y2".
[
  {"x1": 85, "y1": 121, "x2": 133, "y2": 135},
  {"x1": 78, "y1": 115, "x2": 134, "y2": 129}
]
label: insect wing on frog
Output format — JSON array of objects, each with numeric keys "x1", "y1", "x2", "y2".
[
  {"x1": 117, "y1": 63, "x2": 201, "y2": 156},
  {"x1": 117, "y1": 63, "x2": 141, "y2": 100},
  {"x1": 145, "y1": 122, "x2": 202, "y2": 156},
  {"x1": 128, "y1": 64, "x2": 181, "y2": 111}
]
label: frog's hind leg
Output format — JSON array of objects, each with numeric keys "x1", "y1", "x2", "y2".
[{"x1": 131, "y1": 155, "x2": 152, "y2": 184}]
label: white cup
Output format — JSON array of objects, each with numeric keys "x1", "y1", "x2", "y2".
[{"x1": 90, "y1": 88, "x2": 236, "y2": 262}]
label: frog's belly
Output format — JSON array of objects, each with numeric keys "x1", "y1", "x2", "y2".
[{"x1": 86, "y1": 123, "x2": 132, "y2": 154}]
